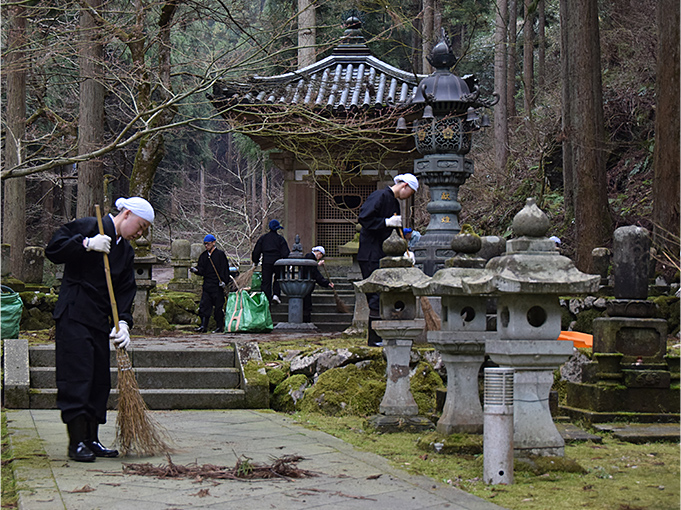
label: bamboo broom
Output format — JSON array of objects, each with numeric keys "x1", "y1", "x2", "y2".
[
  {"x1": 397, "y1": 224, "x2": 441, "y2": 332},
  {"x1": 321, "y1": 265, "x2": 351, "y2": 314},
  {"x1": 95, "y1": 205, "x2": 171, "y2": 457}
]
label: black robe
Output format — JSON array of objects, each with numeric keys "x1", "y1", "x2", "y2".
[
  {"x1": 357, "y1": 186, "x2": 400, "y2": 265},
  {"x1": 46, "y1": 214, "x2": 136, "y2": 424}
]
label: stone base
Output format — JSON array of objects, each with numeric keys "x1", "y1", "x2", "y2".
[
  {"x1": 273, "y1": 322, "x2": 319, "y2": 332},
  {"x1": 366, "y1": 414, "x2": 434, "y2": 433},
  {"x1": 168, "y1": 281, "x2": 200, "y2": 292},
  {"x1": 563, "y1": 381, "x2": 680, "y2": 423}
]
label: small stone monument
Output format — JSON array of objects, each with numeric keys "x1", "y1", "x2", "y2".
[
  {"x1": 340, "y1": 226, "x2": 369, "y2": 336},
  {"x1": 564, "y1": 226, "x2": 679, "y2": 422},
  {"x1": 356, "y1": 230, "x2": 434, "y2": 432},
  {"x1": 168, "y1": 239, "x2": 195, "y2": 292}
]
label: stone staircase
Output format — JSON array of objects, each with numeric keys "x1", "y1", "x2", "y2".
[
  {"x1": 24, "y1": 344, "x2": 250, "y2": 410},
  {"x1": 269, "y1": 280, "x2": 356, "y2": 332}
]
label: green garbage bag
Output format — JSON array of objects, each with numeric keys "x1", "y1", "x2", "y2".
[
  {"x1": 1, "y1": 285, "x2": 24, "y2": 339},
  {"x1": 250, "y1": 271, "x2": 262, "y2": 291},
  {"x1": 225, "y1": 290, "x2": 273, "y2": 333}
]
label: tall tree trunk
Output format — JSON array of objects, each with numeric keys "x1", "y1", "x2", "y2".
[
  {"x1": 261, "y1": 157, "x2": 267, "y2": 226},
  {"x1": 537, "y1": 0, "x2": 546, "y2": 90},
  {"x1": 128, "y1": 1, "x2": 178, "y2": 199},
  {"x1": 77, "y1": 0, "x2": 105, "y2": 218},
  {"x1": 564, "y1": 0, "x2": 611, "y2": 272},
  {"x1": 507, "y1": 0, "x2": 517, "y2": 120},
  {"x1": 3, "y1": 4, "x2": 27, "y2": 278},
  {"x1": 422, "y1": 0, "x2": 434, "y2": 73},
  {"x1": 494, "y1": 0, "x2": 509, "y2": 173},
  {"x1": 523, "y1": 0, "x2": 535, "y2": 120},
  {"x1": 559, "y1": 0, "x2": 574, "y2": 219},
  {"x1": 297, "y1": 0, "x2": 315, "y2": 69},
  {"x1": 652, "y1": 0, "x2": 680, "y2": 256}
]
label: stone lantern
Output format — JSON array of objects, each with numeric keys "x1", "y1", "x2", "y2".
[
  {"x1": 412, "y1": 231, "x2": 496, "y2": 434},
  {"x1": 467, "y1": 198, "x2": 599, "y2": 457},
  {"x1": 404, "y1": 29, "x2": 498, "y2": 276},
  {"x1": 274, "y1": 234, "x2": 318, "y2": 330},
  {"x1": 355, "y1": 231, "x2": 433, "y2": 431}
]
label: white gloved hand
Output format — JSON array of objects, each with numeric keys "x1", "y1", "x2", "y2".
[
  {"x1": 189, "y1": 267, "x2": 199, "y2": 274},
  {"x1": 110, "y1": 321, "x2": 130, "y2": 350},
  {"x1": 385, "y1": 215, "x2": 402, "y2": 228},
  {"x1": 405, "y1": 251, "x2": 416, "y2": 265},
  {"x1": 84, "y1": 234, "x2": 111, "y2": 253},
  {"x1": 219, "y1": 281, "x2": 226, "y2": 288}
]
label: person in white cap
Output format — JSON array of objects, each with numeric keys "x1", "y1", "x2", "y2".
[
  {"x1": 45, "y1": 197, "x2": 154, "y2": 463},
  {"x1": 357, "y1": 173, "x2": 418, "y2": 346},
  {"x1": 302, "y1": 246, "x2": 334, "y2": 323}
]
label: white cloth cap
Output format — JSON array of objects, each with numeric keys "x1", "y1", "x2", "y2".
[
  {"x1": 394, "y1": 173, "x2": 419, "y2": 191},
  {"x1": 312, "y1": 246, "x2": 325, "y2": 256},
  {"x1": 115, "y1": 197, "x2": 155, "y2": 223},
  {"x1": 549, "y1": 236, "x2": 561, "y2": 244}
]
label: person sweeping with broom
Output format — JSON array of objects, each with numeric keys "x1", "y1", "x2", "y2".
[
  {"x1": 46, "y1": 197, "x2": 154, "y2": 462},
  {"x1": 302, "y1": 246, "x2": 334, "y2": 323}
]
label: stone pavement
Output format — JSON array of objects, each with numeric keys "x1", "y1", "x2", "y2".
[{"x1": 6, "y1": 409, "x2": 506, "y2": 510}]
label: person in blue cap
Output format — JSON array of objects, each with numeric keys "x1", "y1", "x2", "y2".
[
  {"x1": 403, "y1": 227, "x2": 421, "y2": 251},
  {"x1": 190, "y1": 234, "x2": 233, "y2": 333},
  {"x1": 251, "y1": 219, "x2": 290, "y2": 304}
]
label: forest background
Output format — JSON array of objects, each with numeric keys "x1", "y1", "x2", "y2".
[{"x1": 2, "y1": 0, "x2": 679, "y2": 280}]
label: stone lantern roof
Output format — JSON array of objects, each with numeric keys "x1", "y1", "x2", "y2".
[{"x1": 464, "y1": 198, "x2": 600, "y2": 295}]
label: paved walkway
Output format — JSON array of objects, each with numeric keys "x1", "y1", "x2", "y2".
[{"x1": 7, "y1": 409, "x2": 506, "y2": 510}]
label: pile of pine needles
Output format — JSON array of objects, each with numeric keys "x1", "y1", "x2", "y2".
[
  {"x1": 115, "y1": 349, "x2": 172, "y2": 457},
  {"x1": 123, "y1": 453, "x2": 317, "y2": 481}
]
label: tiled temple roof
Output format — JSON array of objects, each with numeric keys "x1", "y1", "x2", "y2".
[{"x1": 210, "y1": 18, "x2": 426, "y2": 115}]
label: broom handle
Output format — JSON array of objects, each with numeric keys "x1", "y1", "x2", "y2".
[
  {"x1": 395, "y1": 218, "x2": 412, "y2": 255},
  {"x1": 95, "y1": 205, "x2": 121, "y2": 333}
]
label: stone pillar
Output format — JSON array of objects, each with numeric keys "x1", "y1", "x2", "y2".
[
  {"x1": 613, "y1": 226, "x2": 650, "y2": 300},
  {"x1": 339, "y1": 229, "x2": 368, "y2": 336},
  {"x1": 132, "y1": 255, "x2": 157, "y2": 333},
  {"x1": 168, "y1": 239, "x2": 195, "y2": 292},
  {"x1": 22, "y1": 247, "x2": 45, "y2": 284}
]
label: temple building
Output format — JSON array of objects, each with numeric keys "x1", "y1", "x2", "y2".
[{"x1": 209, "y1": 17, "x2": 427, "y2": 257}]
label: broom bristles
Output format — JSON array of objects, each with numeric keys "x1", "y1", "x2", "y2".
[
  {"x1": 234, "y1": 266, "x2": 256, "y2": 291},
  {"x1": 115, "y1": 348, "x2": 172, "y2": 457},
  {"x1": 420, "y1": 296, "x2": 441, "y2": 332},
  {"x1": 334, "y1": 291, "x2": 351, "y2": 314}
]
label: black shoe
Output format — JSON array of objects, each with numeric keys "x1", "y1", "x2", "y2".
[
  {"x1": 194, "y1": 317, "x2": 209, "y2": 333},
  {"x1": 68, "y1": 441, "x2": 96, "y2": 462},
  {"x1": 212, "y1": 327, "x2": 224, "y2": 333},
  {"x1": 87, "y1": 440, "x2": 119, "y2": 458},
  {"x1": 86, "y1": 421, "x2": 118, "y2": 458},
  {"x1": 67, "y1": 415, "x2": 96, "y2": 462}
]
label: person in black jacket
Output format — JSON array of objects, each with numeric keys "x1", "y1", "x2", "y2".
[
  {"x1": 190, "y1": 234, "x2": 232, "y2": 333},
  {"x1": 303, "y1": 246, "x2": 334, "y2": 323},
  {"x1": 46, "y1": 196, "x2": 154, "y2": 462},
  {"x1": 251, "y1": 219, "x2": 290, "y2": 304},
  {"x1": 358, "y1": 173, "x2": 419, "y2": 346}
]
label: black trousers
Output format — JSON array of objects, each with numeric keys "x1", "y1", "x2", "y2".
[
  {"x1": 260, "y1": 263, "x2": 281, "y2": 302},
  {"x1": 198, "y1": 286, "x2": 226, "y2": 326},
  {"x1": 359, "y1": 259, "x2": 380, "y2": 314},
  {"x1": 55, "y1": 313, "x2": 111, "y2": 424}
]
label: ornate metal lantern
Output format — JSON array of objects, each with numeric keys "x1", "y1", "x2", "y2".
[{"x1": 404, "y1": 29, "x2": 498, "y2": 276}]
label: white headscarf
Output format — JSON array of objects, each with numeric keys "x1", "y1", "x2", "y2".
[
  {"x1": 115, "y1": 197, "x2": 155, "y2": 223},
  {"x1": 394, "y1": 173, "x2": 419, "y2": 191},
  {"x1": 312, "y1": 246, "x2": 325, "y2": 256}
]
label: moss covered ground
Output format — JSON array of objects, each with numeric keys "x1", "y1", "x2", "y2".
[
  {"x1": 291, "y1": 412, "x2": 680, "y2": 510},
  {"x1": 1, "y1": 411, "x2": 18, "y2": 509}
]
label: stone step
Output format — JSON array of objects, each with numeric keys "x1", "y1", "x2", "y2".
[
  {"x1": 29, "y1": 388, "x2": 246, "y2": 410},
  {"x1": 30, "y1": 367, "x2": 240, "y2": 390},
  {"x1": 271, "y1": 312, "x2": 352, "y2": 323},
  {"x1": 29, "y1": 346, "x2": 236, "y2": 368}
]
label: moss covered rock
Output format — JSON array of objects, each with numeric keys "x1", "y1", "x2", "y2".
[
  {"x1": 266, "y1": 366, "x2": 289, "y2": 389},
  {"x1": 410, "y1": 361, "x2": 445, "y2": 415},
  {"x1": 299, "y1": 363, "x2": 386, "y2": 416},
  {"x1": 653, "y1": 295, "x2": 680, "y2": 337},
  {"x1": 271, "y1": 374, "x2": 309, "y2": 412}
]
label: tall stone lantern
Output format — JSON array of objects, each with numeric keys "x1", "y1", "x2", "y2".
[
  {"x1": 466, "y1": 199, "x2": 599, "y2": 457},
  {"x1": 355, "y1": 231, "x2": 433, "y2": 432},
  {"x1": 274, "y1": 235, "x2": 318, "y2": 331},
  {"x1": 404, "y1": 29, "x2": 498, "y2": 276},
  {"x1": 412, "y1": 231, "x2": 496, "y2": 435}
]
